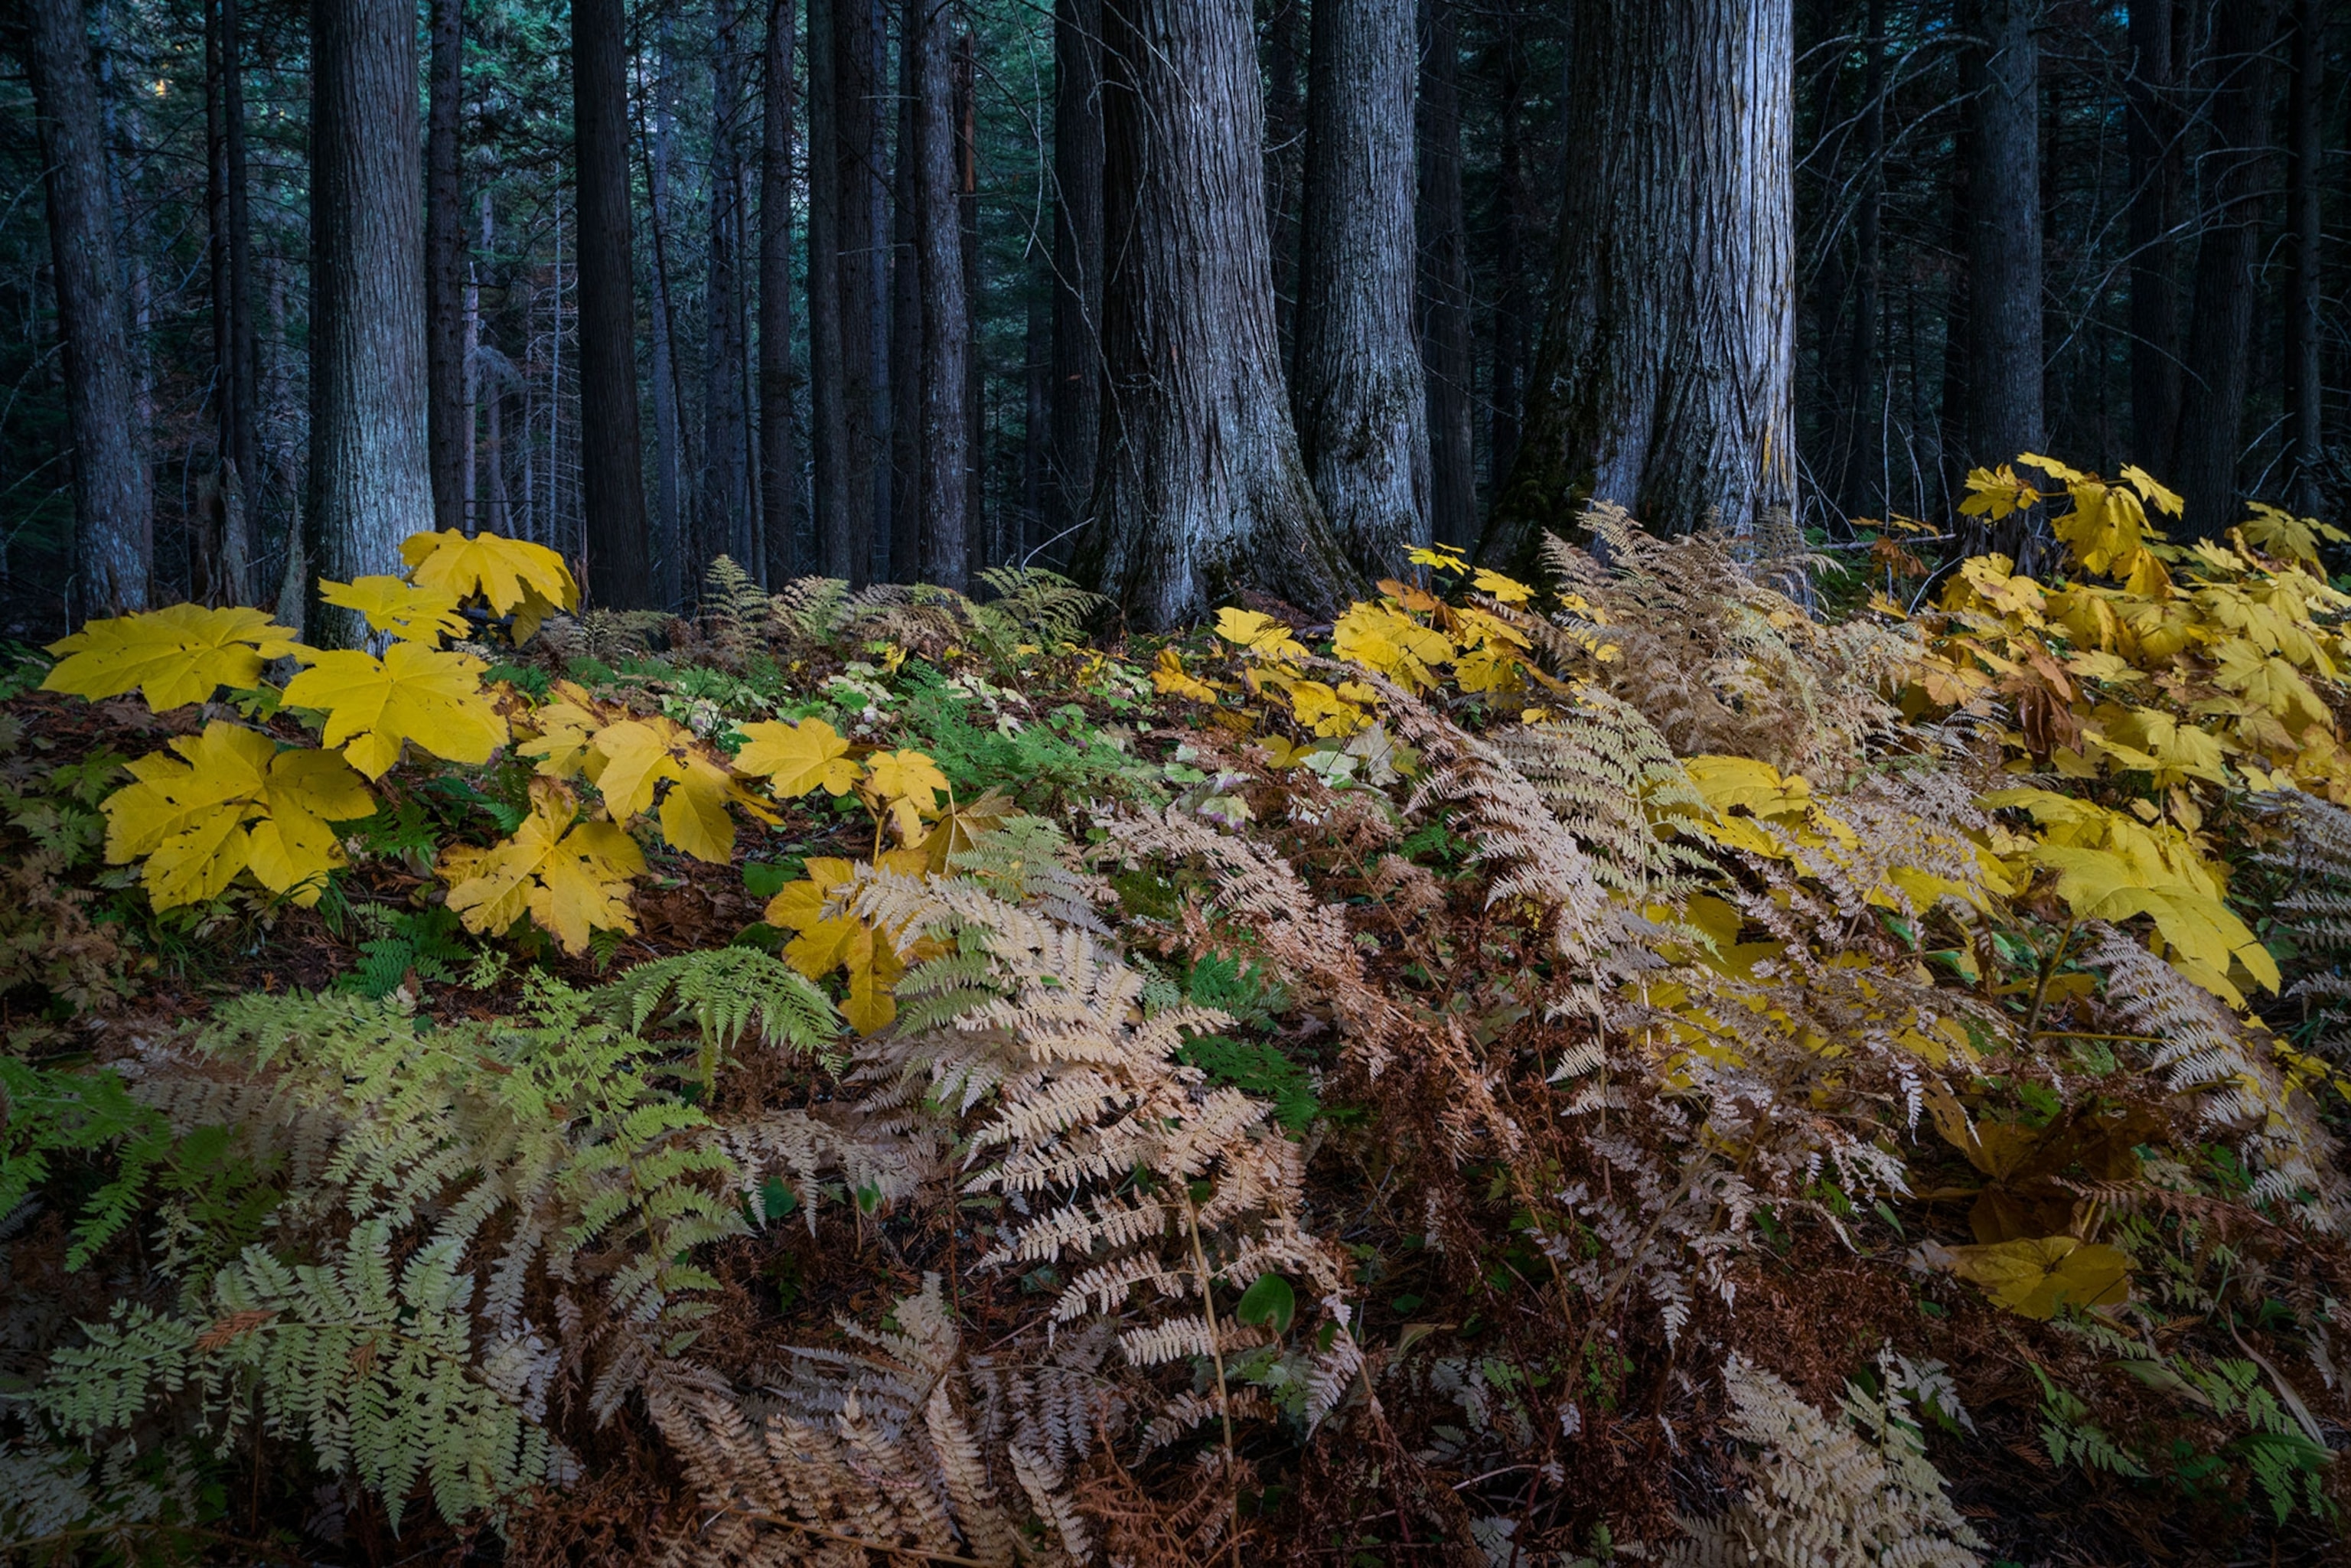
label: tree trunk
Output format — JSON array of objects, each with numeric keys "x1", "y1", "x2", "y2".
[
  {"x1": 1022, "y1": 267, "x2": 1048, "y2": 561},
  {"x1": 1295, "y1": 0, "x2": 1429, "y2": 572},
  {"x1": 202, "y1": 0, "x2": 253, "y2": 603},
  {"x1": 705, "y1": 0, "x2": 753, "y2": 576},
  {"x1": 761, "y1": 0, "x2": 798, "y2": 582},
  {"x1": 807, "y1": 0, "x2": 846, "y2": 581},
  {"x1": 2125, "y1": 0, "x2": 2180, "y2": 475},
  {"x1": 2170, "y1": 0, "x2": 2284, "y2": 538},
  {"x1": 1262, "y1": 0, "x2": 1304, "y2": 364},
  {"x1": 220, "y1": 0, "x2": 256, "y2": 516},
  {"x1": 23, "y1": 0, "x2": 150, "y2": 616},
  {"x1": 647, "y1": 17, "x2": 688, "y2": 602},
  {"x1": 574, "y1": 0, "x2": 656, "y2": 605},
  {"x1": 956, "y1": 28, "x2": 986, "y2": 579},
  {"x1": 1489, "y1": 18, "x2": 1529, "y2": 497},
  {"x1": 2286, "y1": 0, "x2": 2321, "y2": 515},
  {"x1": 309, "y1": 0, "x2": 430, "y2": 644},
  {"x1": 1963, "y1": 0, "x2": 2043, "y2": 477},
  {"x1": 1483, "y1": 0, "x2": 1795, "y2": 566},
  {"x1": 1415, "y1": 0, "x2": 1474, "y2": 550},
  {"x1": 915, "y1": 0, "x2": 970, "y2": 590},
  {"x1": 889, "y1": 23, "x2": 921, "y2": 582},
  {"x1": 1074, "y1": 0, "x2": 1358, "y2": 627},
  {"x1": 1047, "y1": 0, "x2": 1102, "y2": 563},
  {"x1": 1838, "y1": 0, "x2": 1885, "y2": 517},
  {"x1": 426, "y1": 0, "x2": 465, "y2": 536},
  {"x1": 833, "y1": 0, "x2": 885, "y2": 583}
]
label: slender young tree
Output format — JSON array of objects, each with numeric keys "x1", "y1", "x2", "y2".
[
  {"x1": 2170, "y1": 0, "x2": 2284, "y2": 537},
  {"x1": 1046, "y1": 0, "x2": 1102, "y2": 561},
  {"x1": 2286, "y1": 0, "x2": 2322, "y2": 515},
  {"x1": 1075, "y1": 0, "x2": 1358, "y2": 626},
  {"x1": 1416, "y1": 0, "x2": 1475, "y2": 549},
  {"x1": 426, "y1": 0, "x2": 465, "y2": 534},
  {"x1": 309, "y1": 0, "x2": 432, "y2": 644},
  {"x1": 2125, "y1": 0, "x2": 2180, "y2": 475},
  {"x1": 1962, "y1": 0, "x2": 2042, "y2": 478},
  {"x1": 201, "y1": 0, "x2": 253, "y2": 602},
  {"x1": 1484, "y1": 0, "x2": 1795, "y2": 565},
  {"x1": 759, "y1": 0, "x2": 797, "y2": 582},
  {"x1": 914, "y1": 0, "x2": 970, "y2": 589},
  {"x1": 574, "y1": 0, "x2": 656, "y2": 605},
  {"x1": 1295, "y1": 0, "x2": 1428, "y2": 572},
  {"x1": 1838, "y1": 0, "x2": 1886, "y2": 516},
  {"x1": 838, "y1": 0, "x2": 885, "y2": 582},
  {"x1": 956, "y1": 29, "x2": 983, "y2": 575},
  {"x1": 22, "y1": 0, "x2": 150, "y2": 616}
]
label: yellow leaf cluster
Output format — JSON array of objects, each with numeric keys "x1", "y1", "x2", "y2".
[
  {"x1": 735, "y1": 716, "x2": 951, "y2": 846},
  {"x1": 763, "y1": 852, "x2": 928, "y2": 1035},
  {"x1": 400, "y1": 529, "x2": 579, "y2": 643},
  {"x1": 1933, "y1": 1234, "x2": 2131, "y2": 1320},
  {"x1": 520, "y1": 687, "x2": 774, "y2": 862},
  {"x1": 316, "y1": 575, "x2": 470, "y2": 643},
  {"x1": 102, "y1": 720, "x2": 373, "y2": 909},
  {"x1": 440, "y1": 779, "x2": 646, "y2": 954},
  {"x1": 282, "y1": 642, "x2": 510, "y2": 779},
  {"x1": 43, "y1": 604, "x2": 304, "y2": 712}
]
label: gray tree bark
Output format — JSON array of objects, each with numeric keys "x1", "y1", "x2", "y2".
[
  {"x1": 1415, "y1": 0, "x2": 1474, "y2": 550},
  {"x1": 574, "y1": 0, "x2": 656, "y2": 605},
  {"x1": 1483, "y1": 0, "x2": 1795, "y2": 566},
  {"x1": 2125, "y1": 0, "x2": 2180, "y2": 477},
  {"x1": 2170, "y1": 0, "x2": 2284, "y2": 538},
  {"x1": 889, "y1": 28, "x2": 921, "y2": 582},
  {"x1": 23, "y1": 0, "x2": 150, "y2": 615},
  {"x1": 202, "y1": 0, "x2": 254, "y2": 603},
  {"x1": 704, "y1": 0, "x2": 754, "y2": 576},
  {"x1": 1962, "y1": 0, "x2": 2043, "y2": 474},
  {"x1": 1046, "y1": 0, "x2": 1102, "y2": 563},
  {"x1": 426, "y1": 0, "x2": 465, "y2": 536},
  {"x1": 807, "y1": 0, "x2": 846, "y2": 580},
  {"x1": 915, "y1": 0, "x2": 970, "y2": 590},
  {"x1": 308, "y1": 0, "x2": 431, "y2": 644},
  {"x1": 760, "y1": 0, "x2": 798, "y2": 582},
  {"x1": 833, "y1": 0, "x2": 885, "y2": 583},
  {"x1": 1074, "y1": 0, "x2": 1358, "y2": 626}
]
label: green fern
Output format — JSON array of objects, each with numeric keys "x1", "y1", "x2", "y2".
[
  {"x1": 968, "y1": 565, "x2": 1107, "y2": 660},
  {"x1": 595, "y1": 947, "x2": 843, "y2": 1084},
  {"x1": 0, "y1": 1056, "x2": 171, "y2": 1270},
  {"x1": 337, "y1": 906, "x2": 471, "y2": 999}
]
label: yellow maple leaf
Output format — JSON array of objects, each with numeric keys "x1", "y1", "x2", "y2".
[
  {"x1": 2214, "y1": 641, "x2": 2330, "y2": 727},
  {"x1": 1151, "y1": 647, "x2": 1225, "y2": 703},
  {"x1": 399, "y1": 529, "x2": 579, "y2": 642},
  {"x1": 1470, "y1": 568, "x2": 1534, "y2": 606},
  {"x1": 315, "y1": 575, "x2": 469, "y2": 643},
  {"x1": 102, "y1": 720, "x2": 373, "y2": 909},
  {"x1": 2118, "y1": 463, "x2": 2185, "y2": 518},
  {"x1": 1407, "y1": 542, "x2": 1469, "y2": 573},
  {"x1": 764, "y1": 856, "x2": 915, "y2": 1035},
  {"x1": 1214, "y1": 608, "x2": 1309, "y2": 663},
  {"x1": 1288, "y1": 680, "x2": 1368, "y2": 738},
  {"x1": 1937, "y1": 1235, "x2": 2130, "y2": 1319},
  {"x1": 1333, "y1": 601, "x2": 1453, "y2": 692},
  {"x1": 282, "y1": 641, "x2": 509, "y2": 779},
  {"x1": 587, "y1": 716, "x2": 766, "y2": 863},
  {"x1": 514, "y1": 690, "x2": 607, "y2": 780},
  {"x1": 734, "y1": 716, "x2": 862, "y2": 797},
  {"x1": 861, "y1": 749, "x2": 951, "y2": 843},
  {"x1": 440, "y1": 779, "x2": 644, "y2": 954},
  {"x1": 1958, "y1": 465, "x2": 2042, "y2": 521},
  {"x1": 44, "y1": 604, "x2": 305, "y2": 712}
]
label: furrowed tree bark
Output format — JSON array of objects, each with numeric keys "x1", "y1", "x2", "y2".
[
  {"x1": 1962, "y1": 0, "x2": 2042, "y2": 479},
  {"x1": 761, "y1": 0, "x2": 797, "y2": 582},
  {"x1": 915, "y1": 0, "x2": 970, "y2": 590},
  {"x1": 2286, "y1": 0, "x2": 2321, "y2": 515},
  {"x1": 1022, "y1": 276, "x2": 1048, "y2": 559},
  {"x1": 2125, "y1": 0, "x2": 2180, "y2": 476},
  {"x1": 956, "y1": 28, "x2": 984, "y2": 578},
  {"x1": 807, "y1": 0, "x2": 846, "y2": 579},
  {"x1": 426, "y1": 0, "x2": 465, "y2": 536},
  {"x1": 202, "y1": 0, "x2": 253, "y2": 603},
  {"x1": 309, "y1": 0, "x2": 431, "y2": 644},
  {"x1": 833, "y1": 0, "x2": 885, "y2": 583},
  {"x1": 1483, "y1": 0, "x2": 1795, "y2": 568},
  {"x1": 647, "y1": 20, "x2": 688, "y2": 604},
  {"x1": 1295, "y1": 0, "x2": 1429, "y2": 572},
  {"x1": 23, "y1": 0, "x2": 150, "y2": 616},
  {"x1": 220, "y1": 0, "x2": 256, "y2": 518},
  {"x1": 1416, "y1": 0, "x2": 1475, "y2": 550},
  {"x1": 1838, "y1": 0, "x2": 1886, "y2": 518},
  {"x1": 1047, "y1": 0, "x2": 1102, "y2": 564},
  {"x1": 574, "y1": 0, "x2": 655, "y2": 605},
  {"x1": 889, "y1": 24, "x2": 921, "y2": 582},
  {"x1": 2170, "y1": 0, "x2": 2284, "y2": 538},
  {"x1": 1074, "y1": 0, "x2": 1358, "y2": 627},
  {"x1": 705, "y1": 0, "x2": 753, "y2": 575},
  {"x1": 1489, "y1": 16, "x2": 1529, "y2": 497}
]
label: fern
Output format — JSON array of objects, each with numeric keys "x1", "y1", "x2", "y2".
[
  {"x1": 337, "y1": 905, "x2": 471, "y2": 999},
  {"x1": 596, "y1": 947, "x2": 843, "y2": 1078},
  {"x1": 0, "y1": 1055, "x2": 172, "y2": 1270}
]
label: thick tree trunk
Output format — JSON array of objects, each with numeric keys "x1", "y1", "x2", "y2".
[
  {"x1": 2287, "y1": 0, "x2": 2322, "y2": 515},
  {"x1": 1416, "y1": 0, "x2": 1474, "y2": 550},
  {"x1": 202, "y1": 0, "x2": 253, "y2": 603},
  {"x1": 915, "y1": 0, "x2": 970, "y2": 590},
  {"x1": 574, "y1": 0, "x2": 656, "y2": 605},
  {"x1": 1074, "y1": 0, "x2": 1358, "y2": 627},
  {"x1": 1484, "y1": 0, "x2": 1795, "y2": 566},
  {"x1": 833, "y1": 0, "x2": 885, "y2": 583},
  {"x1": 1295, "y1": 0, "x2": 1429, "y2": 572},
  {"x1": 889, "y1": 28, "x2": 921, "y2": 582},
  {"x1": 647, "y1": 27, "x2": 688, "y2": 603},
  {"x1": 1047, "y1": 0, "x2": 1102, "y2": 563},
  {"x1": 1838, "y1": 0, "x2": 1886, "y2": 517},
  {"x1": 1489, "y1": 22, "x2": 1529, "y2": 497},
  {"x1": 426, "y1": 0, "x2": 465, "y2": 536},
  {"x1": 807, "y1": 0, "x2": 846, "y2": 582},
  {"x1": 23, "y1": 0, "x2": 150, "y2": 615},
  {"x1": 1963, "y1": 0, "x2": 2043, "y2": 476},
  {"x1": 761, "y1": 0, "x2": 798, "y2": 582},
  {"x1": 2125, "y1": 0, "x2": 2180, "y2": 476},
  {"x1": 705, "y1": 0, "x2": 754, "y2": 576},
  {"x1": 2170, "y1": 0, "x2": 2283, "y2": 538},
  {"x1": 309, "y1": 0, "x2": 430, "y2": 644},
  {"x1": 957, "y1": 30, "x2": 985, "y2": 579}
]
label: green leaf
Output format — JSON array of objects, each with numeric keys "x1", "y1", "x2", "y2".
[{"x1": 1235, "y1": 1271, "x2": 1296, "y2": 1336}]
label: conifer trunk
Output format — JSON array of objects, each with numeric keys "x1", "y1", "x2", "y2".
[
  {"x1": 2286, "y1": 0, "x2": 2322, "y2": 515},
  {"x1": 426, "y1": 0, "x2": 466, "y2": 536},
  {"x1": 1047, "y1": 0, "x2": 1102, "y2": 562},
  {"x1": 1485, "y1": 0, "x2": 1795, "y2": 564},
  {"x1": 833, "y1": 0, "x2": 885, "y2": 583},
  {"x1": 23, "y1": 0, "x2": 150, "y2": 615},
  {"x1": 574, "y1": 0, "x2": 656, "y2": 605},
  {"x1": 202, "y1": 0, "x2": 253, "y2": 603},
  {"x1": 2125, "y1": 0, "x2": 2180, "y2": 477},
  {"x1": 761, "y1": 0, "x2": 798, "y2": 581},
  {"x1": 1962, "y1": 0, "x2": 2042, "y2": 472},
  {"x1": 915, "y1": 0, "x2": 970, "y2": 590},
  {"x1": 1075, "y1": 0, "x2": 1358, "y2": 627},
  {"x1": 308, "y1": 0, "x2": 431, "y2": 644},
  {"x1": 1416, "y1": 0, "x2": 1475, "y2": 549}
]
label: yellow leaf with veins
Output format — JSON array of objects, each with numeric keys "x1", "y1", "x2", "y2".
[
  {"x1": 585, "y1": 715, "x2": 768, "y2": 862},
  {"x1": 439, "y1": 779, "x2": 644, "y2": 954},
  {"x1": 400, "y1": 529, "x2": 578, "y2": 642},
  {"x1": 1215, "y1": 608, "x2": 1309, "y2": 662},
  {"x1": 1938, "y1": 1235, "x2": 2131, "y2": 1319},
  {"x1": 764, "y1": 856, "x2": 914, "y2": 1035},
  {"x1": 282, "y1": 641, "x2": 508, "y2": 778},
  {"x1": 734, "y1": 716, "x2": 862, "y2": 797},
  {"x1": 315, "y1": 575, "x2": 468, "y2": 642},
  {"x1": 44, "y1": 604, "x2": 306, "y2": 712}
]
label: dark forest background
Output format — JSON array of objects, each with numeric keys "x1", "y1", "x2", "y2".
[{"x1": 0, "y1": 0, "x2": 2343, "y2": 637}]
